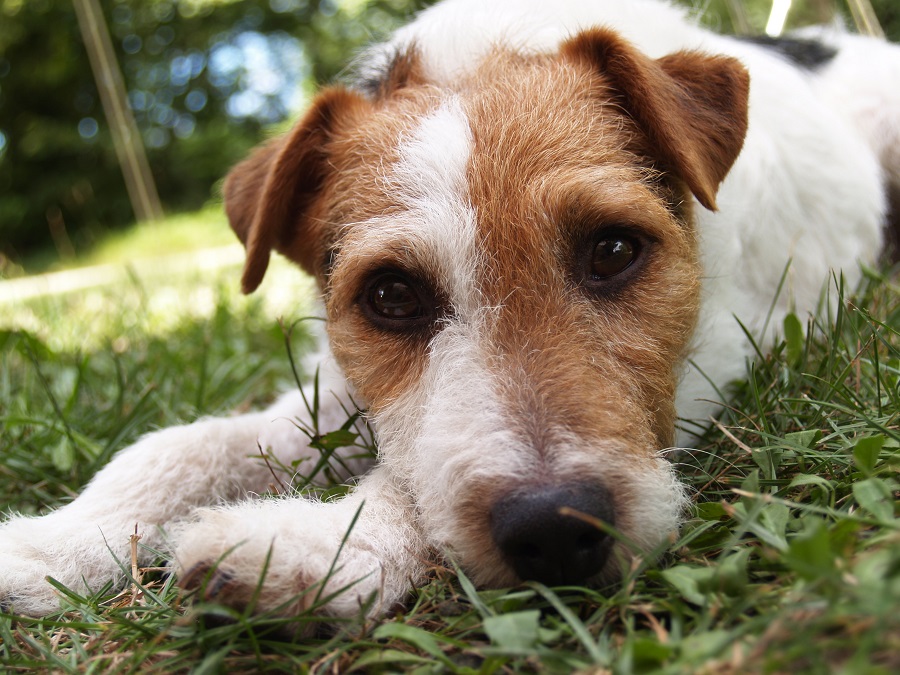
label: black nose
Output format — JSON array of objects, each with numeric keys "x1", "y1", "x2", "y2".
[{"x1": 490, "y1": 483, "x2": 616, "y2": 586}]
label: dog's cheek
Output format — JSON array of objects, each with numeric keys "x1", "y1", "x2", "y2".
[
  {"x1": 586, "y1": 237, "x2": 701, "y2": 446},
  {"x1": 326, "y1": 318, "x2": 432, "y2": 409}
]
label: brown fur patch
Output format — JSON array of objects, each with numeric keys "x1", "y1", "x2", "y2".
[
  {"x1": 561, "y1": 28, "x2": 749, "y2": 211},
  {"x1": 458, "y1": 48, "x2": 701, "y2": 450},
  {"x1": 224, "y1": 87, "x2": 375, "y2": 292}
]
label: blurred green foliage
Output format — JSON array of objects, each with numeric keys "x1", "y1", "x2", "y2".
[
  {"x1": 0, "y1": 0, "x2": 426, "y2": 270},
  {"x1": 870, "y1": 0, "x2": 900, "y2": 40},
  {"x1": 701, "y1": 0, "x2": 900, "y2": 39},
  {"x1": 0, "y1": 0, "x2": 897, "y2": 272}
]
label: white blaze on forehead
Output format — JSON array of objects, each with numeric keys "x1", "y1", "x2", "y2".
[
  {"x1": 393, "y1": 95, "x2": 473, "y2": 203},
  {"x1": 386, "y1": 95, "x2": 482, "y2": 318},
  {"x1": 338, "y1": 96, "x2": 481, "y2": 317}
]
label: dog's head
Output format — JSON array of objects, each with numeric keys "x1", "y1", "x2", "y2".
[{"x1": 224, "y1": 29, "x2": 748, "y2": 587}]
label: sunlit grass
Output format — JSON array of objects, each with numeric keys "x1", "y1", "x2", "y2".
[
  {"x1": 1, "y1": 205, "x2": 317, "y2": 353},
  {"x1": 1, "y1": 252, "x2": 898, "y2": 671},
  {"x1": 9, "y1": 205, "x2": 238, "y2": 278},
  {"x1": 80, "y1": 206, "x2": 235, "y2": 268},
  {"x1": 3, "y1": 256, "x2": 314, "y2": 354}
]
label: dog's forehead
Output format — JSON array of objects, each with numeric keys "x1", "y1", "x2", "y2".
[
  {"x1": 340, "y1": 49, "x2": 640, "y2": 208},
  {"x1": 460, "y1": 52, "x2": 661, "y2": 290},
  {"x1": 329, "y1": 51, "x2": 653, "y2": 302}
]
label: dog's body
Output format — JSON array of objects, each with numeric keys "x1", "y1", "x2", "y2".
[{"x1": 2, "y1": 0, "x2": 899, "y2": 621}]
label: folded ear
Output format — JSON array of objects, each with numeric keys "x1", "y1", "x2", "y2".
[
  {"x1": 224, "y1": 87, "x2": 372, "y2": 293},
  {"x1": 562, "y1": 28, "x2": 750, "y2": 211}
]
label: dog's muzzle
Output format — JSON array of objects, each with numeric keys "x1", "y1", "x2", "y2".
[{"x1": 490, "y1": 483, "x2": 615, "y2": 586}]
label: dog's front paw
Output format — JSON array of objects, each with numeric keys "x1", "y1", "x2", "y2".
[
  {"x1": 172, "y1": 499, "x2": 387, "y2": 622},
  {"x1": 0, "y1": 514, "x2": 132, "y2": 616},
  {"x1": 0, "y1": 545, "x2": 58, "y2": 616}
]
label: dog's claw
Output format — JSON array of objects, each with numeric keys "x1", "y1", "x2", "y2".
[
  {"x1": 204, "y1": 568, "x2": 238, "y2": 601},
  {"x1": 178, "y1": 561, "x2": 210, "y2": 592},
  {"x1": 179, "y1": 562, "x2": 244, "y2": 604}
]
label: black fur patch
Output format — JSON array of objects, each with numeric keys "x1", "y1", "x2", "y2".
[
  {"x1": 740, "y1": 35, "x2": 838, "y2": 70},
  {"x1": 353, "y1": 64, "x2": 389, "y2": 98},
  {"x1": 885, "y1": 184, "x2": 900, "y2": 261},
  {"x1": 352, "y1": 45, "x2": 413, "y2": 98}
]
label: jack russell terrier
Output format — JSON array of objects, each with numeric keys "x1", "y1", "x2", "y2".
[{"x1": 1, "y1": 0, "x2": 898, "y2": 627}]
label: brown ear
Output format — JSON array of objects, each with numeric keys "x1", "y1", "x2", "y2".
[
  {"x1": 224, "y1": 87, "x2": 372, "y2": 293},
  {"x1": 562, "y1": 29, "x2": 749, "y2": 211}
]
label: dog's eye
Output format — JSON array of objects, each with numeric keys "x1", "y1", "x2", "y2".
[
  {"x1": 372, "y1": 277, "x2": 421, "y2": 318},
  {"x1": 591, "y1": 235, "x2": 639, "y2": 279},
  {"x1": 366, "y1": 273, "x2": 428, "y2": 322}
]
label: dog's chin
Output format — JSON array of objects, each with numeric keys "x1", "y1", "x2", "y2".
[{"x1": 452, "y1": 541, "x2": 628, "y2": 590}]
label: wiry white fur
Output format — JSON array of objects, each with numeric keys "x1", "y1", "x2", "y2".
[
  {"x1": 170, "y1": 466, "x2": 424, "y2": 620},
  {"x1": 800, "y1": 28, "x2": 900, "y2": 192},
  {"x1": 672, "y1": 35, "x2": 887, "y2": 435},
  {"x1": 359, "y1": 0, "x2": 702, "y2": 84},
  {"x1": 1, "y1": 0, "x2": 898, "y2": 623},
  {"x1": 377, "y1": 315, "x2": 525, "y2": 583}
]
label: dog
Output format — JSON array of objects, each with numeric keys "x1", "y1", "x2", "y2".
[{"x1": 2, "y1": 0, "x2": 898, "y2": 624}]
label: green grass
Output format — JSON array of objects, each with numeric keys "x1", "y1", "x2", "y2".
[
  {"x1": 7, "y1": 206, "x2": 236, "y2": 278},
  {"x1": 79, "y1": 207, "x2": 236, "y2": 269},
  {"x1": 1, "y1": 259, "x2": 899, "y2": 672}
]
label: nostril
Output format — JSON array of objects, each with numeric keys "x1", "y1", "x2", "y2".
[
  {"x1": 490, "y1": 482, "x2": 615, "y2": 586},
  {"x1": 576, "y1": 531, "x2": 601, "y2": 551},
  {"x1": 511, "y1": 542, "x2": 542, "y2": 560}
]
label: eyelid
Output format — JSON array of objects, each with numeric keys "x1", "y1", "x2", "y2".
[{"x1": 591, "y1": 222, "x2": 657, "y2": 241}]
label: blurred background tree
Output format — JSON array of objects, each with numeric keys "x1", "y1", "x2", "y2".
[
  {"x1": 0, "y1": 0, "x2": 427, "y2": 271},
  {"x1": 0, "y1": 0, "x2": 896, "y2": 274}
]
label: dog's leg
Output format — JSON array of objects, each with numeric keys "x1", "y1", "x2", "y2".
[
  {"x1": 0, "y1": 354, "x2": 368, "y2": 616},
  {"x1": 171, "y1": 465, "x2": 426, "y2": 629}
]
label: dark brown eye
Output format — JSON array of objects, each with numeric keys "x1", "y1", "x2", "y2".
[
  {"x1": 367, "y1": 273, "x2": 426, "y2": 320},
  {"x1": 591, "y1": 236, "x2": 638, "y2": 279}
]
